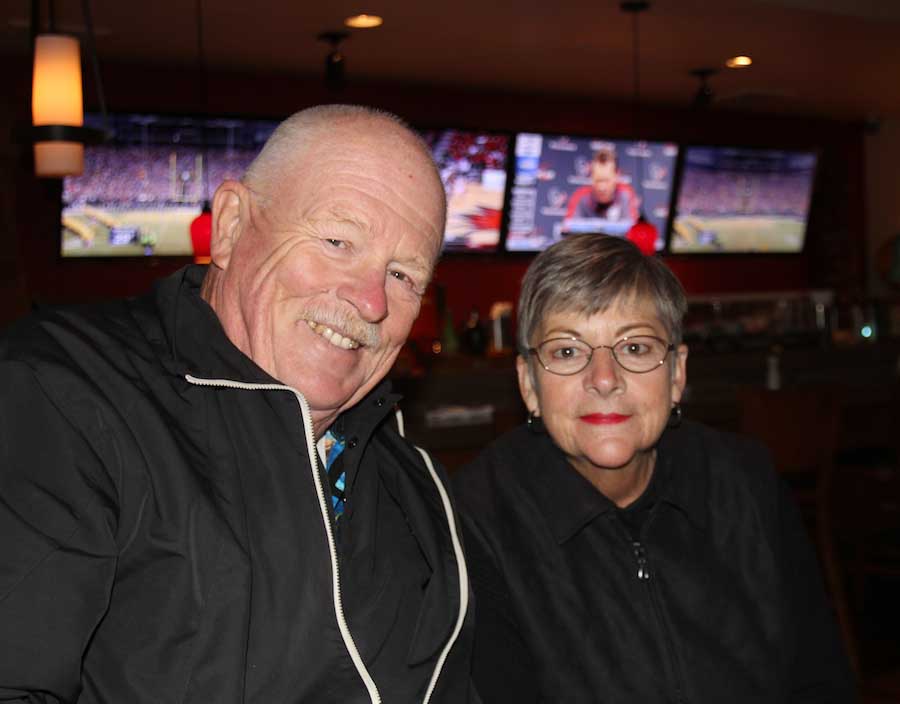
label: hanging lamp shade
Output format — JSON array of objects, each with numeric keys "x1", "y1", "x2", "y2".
[{"x1": 32, "y1": 34, "x2": 85, "y2": 177}]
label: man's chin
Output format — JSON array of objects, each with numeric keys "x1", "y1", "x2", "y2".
[{"x1": 290, "y1": 368, "x2": 378, "y2": 419}]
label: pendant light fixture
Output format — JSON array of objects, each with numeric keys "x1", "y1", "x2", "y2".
[
  {"x1": 318, "y1": 31, "x2": 350, "y2": 91},
  {"x1": 621, "y1": 0, "x2": 657, "y2": 255},
  {"x1": 32, "y1": 32, "x2": 83, "y2": 177},
  {"x1": 30, "y1": 0, "x2": 107, "y2": 178}
]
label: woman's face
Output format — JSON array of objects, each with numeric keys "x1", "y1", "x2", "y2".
[{"x1": 517, "y1": 297, "x2": 688, "y2": 479}]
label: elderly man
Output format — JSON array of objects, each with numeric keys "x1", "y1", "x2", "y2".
[{"x1": 0, "y1": 106, "x2": 475, "y2": 703}]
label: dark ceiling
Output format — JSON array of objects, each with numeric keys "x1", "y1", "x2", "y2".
[{"x1": 4, "y1": 0, "x2": 900, "y2": 121}]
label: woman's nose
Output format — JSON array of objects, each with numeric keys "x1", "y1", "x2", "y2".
[{"x1": 583, "y1": 346, "x2": 623, "y2": 393}]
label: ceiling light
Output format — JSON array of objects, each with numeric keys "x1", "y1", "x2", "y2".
[
  {"x1": 726, "y1": 55, "x2": 753, "y2": 69},
  {"x1": 344, "y1": 14, "x2": 383, "y2": 29}
]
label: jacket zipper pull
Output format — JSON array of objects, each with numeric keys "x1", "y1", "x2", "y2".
[{"x1": 632, "y1": 541, "x2": 651, "y2": 581}]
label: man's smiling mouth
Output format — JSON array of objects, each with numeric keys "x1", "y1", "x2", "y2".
[{"x1": 306, "y1": 319, "x2": 362, "y2": 350}]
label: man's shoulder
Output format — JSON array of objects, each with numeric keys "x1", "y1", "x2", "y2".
[
  {"x1": 0, "y1": 294, "x2": 166, "y2": 402},
  {"x1": 3, "y1": 300, "x2": 132, "y2": 363},
  {"x1": 566, "y1": 185, "x2": 594, "y2": 213}
]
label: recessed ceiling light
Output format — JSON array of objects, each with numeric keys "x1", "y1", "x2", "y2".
[
  {"x1": 345, "y1": 14, "x2": 383, "y2": 29},
  {"x1": 726, "y1": 55, "x2": 753, "y2": 69}
]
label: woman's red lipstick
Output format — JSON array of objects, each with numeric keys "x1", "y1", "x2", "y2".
[{"x1": 579, "y1": 413, "x2": 630, "y2": 425}]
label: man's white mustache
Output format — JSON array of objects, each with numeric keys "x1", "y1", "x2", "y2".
[{"x1": 302, "y1": 305, "x2": 381, "y2": 348}]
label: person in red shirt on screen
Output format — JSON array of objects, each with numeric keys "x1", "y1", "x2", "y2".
[{"x1": 565, "y1": 147, "x2": 639, "y2": 224}]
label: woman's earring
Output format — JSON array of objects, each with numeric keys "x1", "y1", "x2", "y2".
[
  {"x1": 527, "y1": 410, "x2": 544, "y2": 434},
  {"x1": 668, "y1": 403, "x2": 683, "y2": 428}
]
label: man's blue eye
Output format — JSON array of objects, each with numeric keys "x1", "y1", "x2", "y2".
[{"x1": 326, "y1": 238, "x2": 344, "y2": 248}]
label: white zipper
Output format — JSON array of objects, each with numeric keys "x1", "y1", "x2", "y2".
[
  {"x1": 413, "y1": 444, "x2": 470, "y2": 704},
  {"x1": 185, "y1": 374, "x2": 381, "y2": 703},
  {"x1": 394, "y1": 407, "x2": 471, "y2": 703},
  {"x1": 186, "y1": 375, "x2": 470, "y2": 703}
]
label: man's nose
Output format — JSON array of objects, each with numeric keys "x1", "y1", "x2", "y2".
[{"x1": 337, "y1": 267, "x2": 388, "y2": 324}]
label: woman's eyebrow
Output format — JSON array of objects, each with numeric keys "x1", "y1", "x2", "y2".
[
  {"x1": 614, "y1": 322, "x2": 659, "y2": 337},
  {"x1": 542, "y1": 328, "x2": 584, "y2": 339}
]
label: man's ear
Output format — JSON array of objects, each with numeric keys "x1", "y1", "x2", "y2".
[
  {"x1": 516, "y1": 354, "x2": 540, "y2": 416},
  {"x1": 210, "y1": 180, "x2": 248, "y2": 271}
]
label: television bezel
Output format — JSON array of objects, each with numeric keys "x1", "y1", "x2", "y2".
[
  {"x1": 58, "y1": 110, "x2": 285, "y2": 262},
  {"x1": 416, "y1": 125, "x2": 515, "y2": 257},
  {"x1": 500, "y1": 129, "x2": 681, "y2": 256},
  {"x1": 60, "y1": 113, "x2": 515, "y2": 261},
  {"x1": 663, "y1": 142, "x2": 821, "y2": 257}
]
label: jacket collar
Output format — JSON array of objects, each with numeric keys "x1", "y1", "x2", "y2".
[
  {"x1": 147, "y1": 265, "x2": 400, "y2": 431},
  {"x1": 528, "y1": 422, "x2": 708, "y2": 545},
  {"x1": 151, "y1": 265, "x2": 274, "y2": 384},
  {"x1": 655, "y1": 422, "x2": 709, "y2": 532}
]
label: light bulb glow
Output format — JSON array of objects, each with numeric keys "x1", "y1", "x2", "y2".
[
  {"x1": 726, "y1": 55, "x2": 753, "y2": 69},
  {"x1": 344, "y1": 14, "x2": 383, "y2": 28}
]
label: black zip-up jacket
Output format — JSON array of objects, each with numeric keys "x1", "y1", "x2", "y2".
[
  {"x1": 0, "y1": 266, "x2": 475, "y2": 703},
  {"x1": 452, "y1": 422, "x2": 855, "y2": 703}
]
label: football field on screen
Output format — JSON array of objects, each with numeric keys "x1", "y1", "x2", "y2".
[
  {"x1": 672, "y1": 215, "x2": 806, "y2": 253},
  {"x1": 61, "y1": 206, "x2": 197, "y2": 257}
]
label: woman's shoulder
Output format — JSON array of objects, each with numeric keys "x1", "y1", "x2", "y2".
[
  {"x1": 451, "y1": 424, "x2": 550, "y2": 508},
  {"x1": 665, "y1": 419, "x2": 772, "y2": 467},
  {"x1": 661, "y1": 420, "x2": 783, "y2": 516}
]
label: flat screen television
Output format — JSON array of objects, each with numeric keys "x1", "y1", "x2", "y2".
[
  {"x1": 419, "y1": 128, "x2": 510, "y2": 253},
  {"x1": 62, "y1": 113, "x2": 279, "y2": 257},
  {"x1": 668, "y1": 146, "x2": 818, "y2": 254},
  {"x1": 61, "y1": 115, "x2": 510, "y2": 258},
  {"x1": 505, "y1": 132, "x2": 679, "y2": 253}
]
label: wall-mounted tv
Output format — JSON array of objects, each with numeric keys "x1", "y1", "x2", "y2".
[
  {"x1": 668, "y1": 146, "x2": 818, "y2": 254},
  {"x1": 62, "y1": 113, "x2": 278, "y2": 258},
  {"x1": 61, "y1": 115, "x2": 510, "y2": 258},
  {"x1": 505, "y1": 132, "x2": 679, "y2": 253},
  {"x1": 419, "y1": 129, "x2": 509, "y2": 253}
]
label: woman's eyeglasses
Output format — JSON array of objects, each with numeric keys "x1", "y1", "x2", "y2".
[{"x1": 528, "y1": 335, "x2": 674, "y2": 376}]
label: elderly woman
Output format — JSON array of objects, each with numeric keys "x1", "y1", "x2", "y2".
[{"x1": 452, "y1": 234, "x2": 853, "y2": 703}]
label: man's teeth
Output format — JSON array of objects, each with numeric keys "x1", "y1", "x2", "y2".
[{"x1": 306, "y1": 320, "x2": 360, "y2": 350}]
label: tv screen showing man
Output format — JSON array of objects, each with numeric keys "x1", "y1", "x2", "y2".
[
  {"x1": 563, "y1": 145, "x2": 638, "y2": 234},
  {"x1": 506, "y1": 133, "x2": 678, "y2": 252}
]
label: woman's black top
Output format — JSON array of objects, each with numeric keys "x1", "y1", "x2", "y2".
[{"x1": 452, "y1": 420, "x2": 854, "y2": 703}]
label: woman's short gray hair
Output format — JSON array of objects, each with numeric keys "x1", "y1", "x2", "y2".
[{"x1": 516, "y1": 234, "x2": 687, "y2": 352}]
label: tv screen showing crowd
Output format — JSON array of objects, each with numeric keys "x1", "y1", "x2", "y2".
[{"x1": 60, "y1": 113, "x2": 817, "y2": 259}]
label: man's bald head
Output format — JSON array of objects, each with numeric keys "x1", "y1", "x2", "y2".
[{"x1": 242, "y1": 105, "x2": 446, "y2": 229}]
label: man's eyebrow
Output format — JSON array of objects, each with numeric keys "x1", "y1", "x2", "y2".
[
  {"x1": 396, "y1": 253, "x2": 433, "y2": 278},
  {"x1": 312, "y1": 208, "x2": 370, "y2": 231}
]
